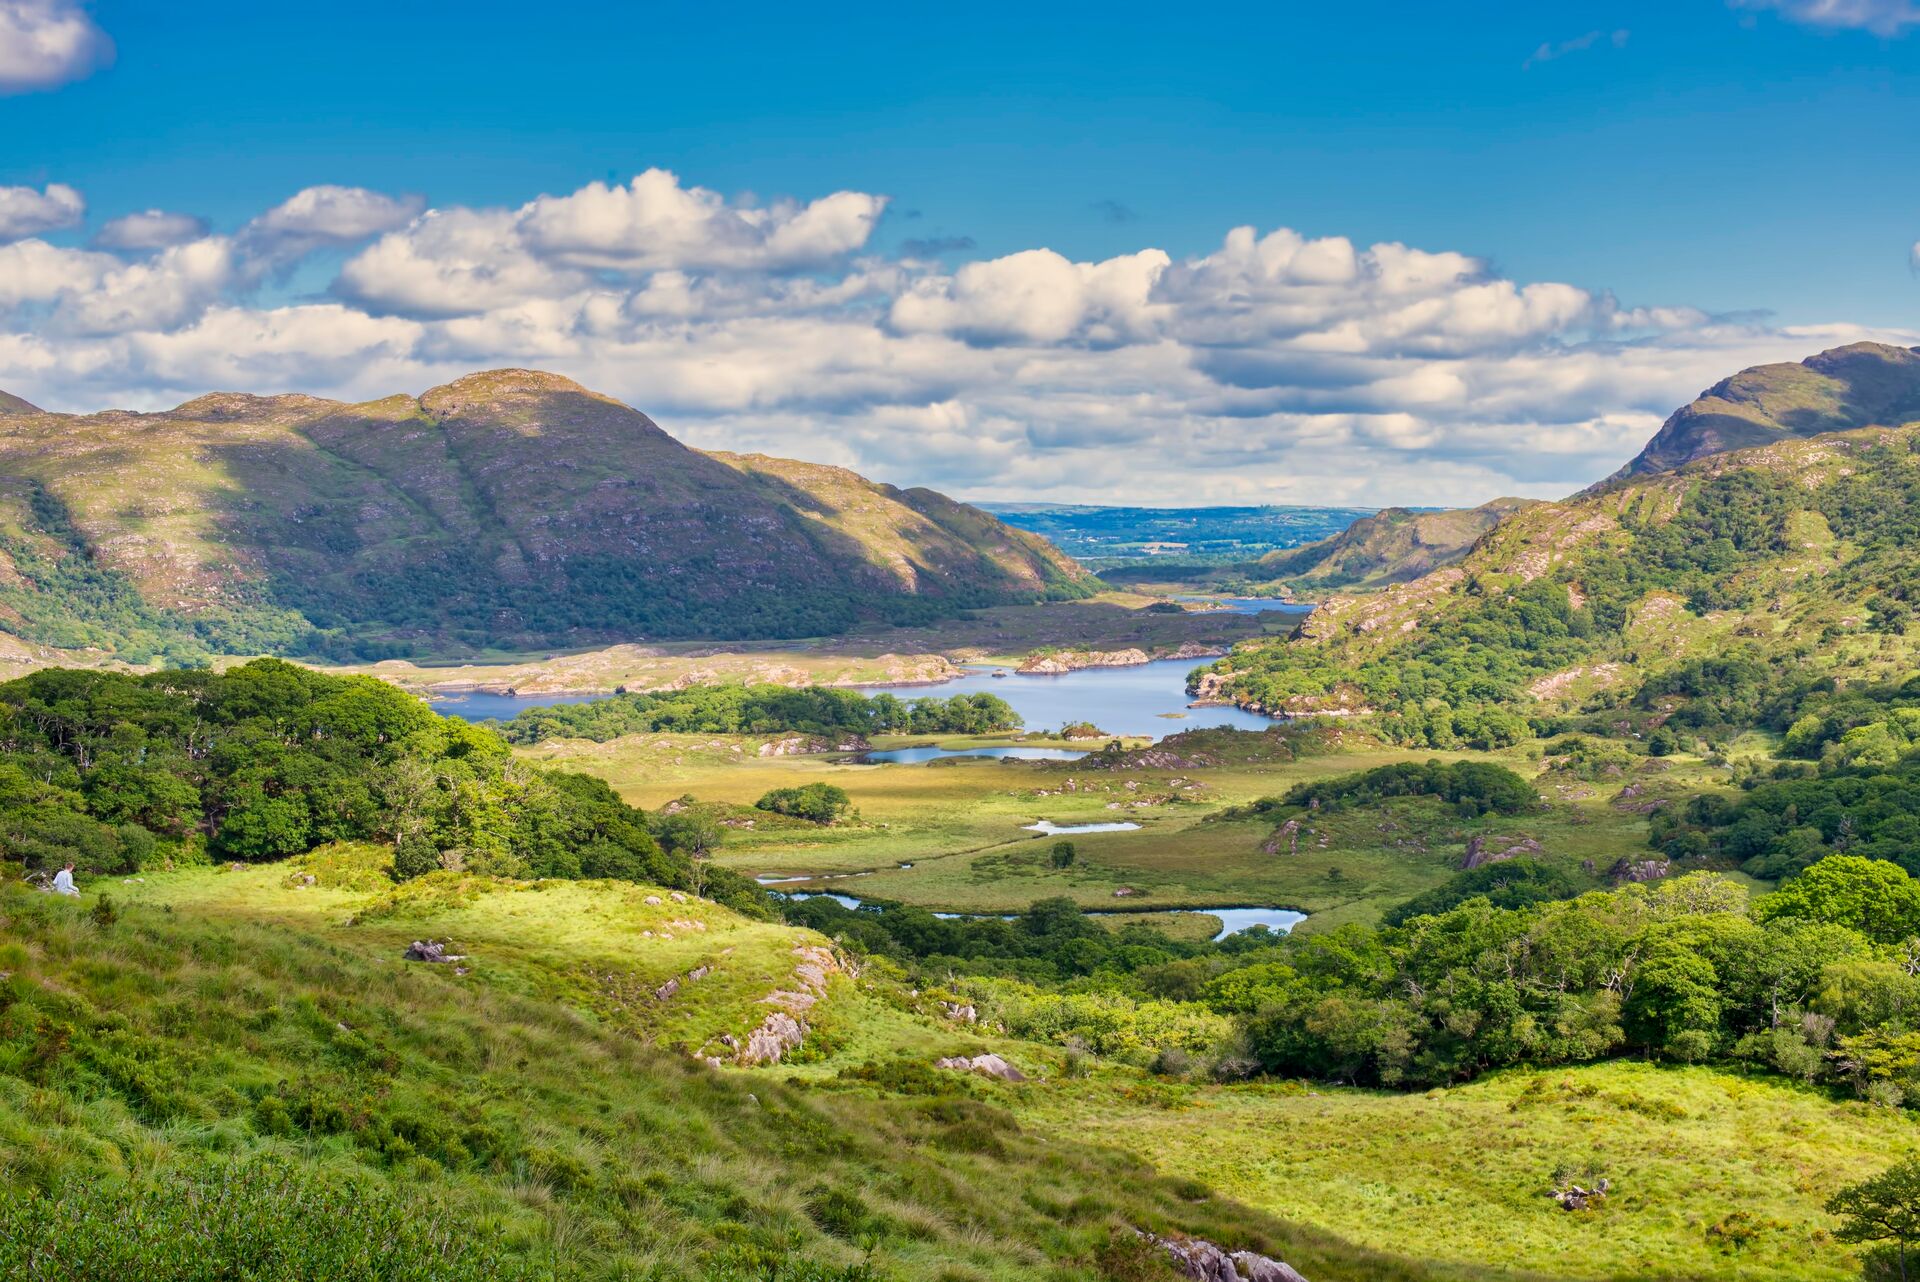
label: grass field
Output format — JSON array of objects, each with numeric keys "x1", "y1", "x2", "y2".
[
  {"x1": 1009, "y1": 1062, "x2": 1913, "y2": 1281},
  {"x1": 522, "y1": 728, "x2": 1704, "y2": 927},
  {"x1": 2, "y1": 865, "x2": 1527, "y2": 1282},
  {"x1": 18, "y1": 849, "x2": 1893, "y2": 1280}
]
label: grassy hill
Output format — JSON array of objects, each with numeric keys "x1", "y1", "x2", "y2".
[
  {"x1": 1247, "y1": 499, "x2": 1533, "y2": 593},
  {"x1": 0, "y1": 370, "x2": 1093, "y2": 663},
  {"x1": 1198, "y1": 415, "x2": 1920, "y2": 740},
  {"x1": 0, "y1": 860, "x2": 1498, "y2": 1282},
  {"x1": 1615, "y1": 341, "x2": 1920, "y2": 480}
]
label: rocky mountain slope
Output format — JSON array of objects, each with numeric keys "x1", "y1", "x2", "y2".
[
  {"x1": 1613, "y1": 340, "x2": 1920, "y2": 479},
  {"x1": 1248, "y1": 499, "x2": 1533, "y2": 592},
  {"x1": 0, "y1": 370, "x2": 1093, "y2": 660},
  {"x1": 1202, "y1": 412, "x2": 1920, "y2": 736}
]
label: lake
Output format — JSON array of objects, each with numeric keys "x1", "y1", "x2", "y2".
[
  {"x1": 430, "y1": 653, "x2": 1287, "y2": 738},
  {"x1": 854, "y1": 657, "x2": 1283, "y2": 738},
  {"x1": 779, "y1": 890, "x2": 1304, "y2": 941},
  {"x1": 859, "y1": 745, "x2": 1089, "y2": 764},
  {"x1": 1173, "y1": 595, "x2": 1308, "y2": 615},
  {"x1": 426, "y1": 689, "x2": 606, "y2": 720}
]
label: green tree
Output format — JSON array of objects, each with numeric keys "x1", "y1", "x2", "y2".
[
  {"x1": 1827, "y1": 1158, "x2": 1920, "y2": 1281},
  {"x1": 1049, "y1": 841, "x2": 1077, "y2": 869},
  {"x1": 1758, "y1": 856, "x2": 1920, "y2": 944}
]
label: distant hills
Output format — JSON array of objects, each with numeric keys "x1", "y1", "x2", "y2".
[
  {"x1": 1614, "y1": 340, "x2": 1920, "y2": 480},
  {"x1": 0, "y1": 370, "x2": 1092, "y2": 661},
  {"x1": 1245, "y1": 499, "x2": 1533, "y2": 593}
]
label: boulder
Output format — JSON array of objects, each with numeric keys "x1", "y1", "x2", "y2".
[
  {"x1": 403, "y1": 940, "x2": 465, "y2": 964},
  {"x1": 1140, "y1": 1231, "x2": 1309, "y2": 1282},
  {"x1": 934, "y1": 1053, "x2": 1027, "y2": 1082}
]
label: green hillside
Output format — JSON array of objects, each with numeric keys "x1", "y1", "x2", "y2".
[
  {"x1": 1198, "y1": 415, "x2": 1920, "y2": 745},
  {"x1": 1615, "y1": 341, "x2": 1920, "y2": 479},
  {"x1": 1248, "y1": 499, "x2": 1533, "y2": 593},
  {"x1": 0, "y1": 370, "x2": 1093, "y2": 663}
]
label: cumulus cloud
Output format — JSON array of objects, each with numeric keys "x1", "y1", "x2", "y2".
[
  {"x1": 241, "y1": 185, "x2": 426, "y2": 263},
  {"x1": 890, "y1": 248, "x2": 1171, "y2": 345},
  {"x1": 0, "y1": 181, "x2": 83, "y2": 240},
  {"x1": 1732, "y1": 0, "x2": 1920, "y2": 35},
  {"x1": 93, "y1": 209, "x2": 211, "y2": 251},
  {"x1": 0, "y1": 168, "x2": 1907, "y2": 506},
  {"x1": 0, "y1": 0, "x2": 110, "y2": 94},
  {"x1": 55, "y1": 237, "x2": 238, "y2": 334},
  {"x1": 519, "y1": 169, "x2": 885, "y2": 271}
]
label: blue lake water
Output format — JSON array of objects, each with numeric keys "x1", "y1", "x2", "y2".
[
  {"x1": 855, "y1": 657, "x2": 1283, "y2": 739},
  {"x1": 777, "y1": 890, "x2": 1303, "y2": 941},
  {"x1": 1174, "y1": 595, "x2": 1307, "y2": 615},
  {"x1": 427, "y1": 690, "x2": 606, "y2": 720},
  {"x1": 430, "y1": 652, "x2": 1291, "y2": 739},
  {"x1": 859, "y1": 745, "x2": 1089, "y2": 764}
]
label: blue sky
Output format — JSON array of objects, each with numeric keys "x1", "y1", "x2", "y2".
[{"x1": 2, "y1": 0, "x2": 1917, "y2": 504}]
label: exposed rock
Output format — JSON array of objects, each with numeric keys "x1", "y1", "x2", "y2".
[
  {"x1": 1139, "y1": 1231, "x2": 1309, "y2": 1282},
  {"x1": 403, "y1": 940, "x2": 465, "y2": 964},
  {"x1": 935, "y1": 1053, "x2": 1027, "y2": 1082},
  {"x1": 1608, "y1": 858, "x2": 1670, "y2": 884},
  {"x1": 1262, "y1": 817, "x2": 1301, "y2": 856},
  {"x1": 939, "y1": 1000, "x2": 978, "y2": 1024},
  {"x1": 729, "y1": 944, "x2": 842, "y2": 1066},
  {"x1": 743, "y1": 1011, "x2": 806, "y2": 1063},
  {"x1": 1016, "y1": 647, "x2": 1150, "y2": 675},
  {"x1": 1460, "y1": 835, "x2": 1542, "y2": 870},
  {"x1": 1551, "y1": 1177, "x2": 1611, "y2": 1211}
]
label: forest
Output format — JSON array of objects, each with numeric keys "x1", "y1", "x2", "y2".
[{"x1": 495, "y1": 684, "x2": 1021, "y2": 744}]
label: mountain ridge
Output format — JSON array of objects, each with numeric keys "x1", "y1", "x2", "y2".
[
  {"x1": 0, "y1": 369, "x2": 1094, "y2": 661},
  {"x1": 1612, "y1": 340, "x2": 1920, "y2": 480}
]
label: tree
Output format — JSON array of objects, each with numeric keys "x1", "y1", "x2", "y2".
[
  {"x1": 1758, "y1": 856, "x2": 1920, "y2": 944},
  {"x1": 1828, "y1": 1158, "x2": 1920, "y2": 1280},
  {"x1": 1050, "y1": 840, "x2": 1077, "y2": 869}
]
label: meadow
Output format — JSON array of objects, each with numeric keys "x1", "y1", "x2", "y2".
[
  {"x1": 37, "y1": 850, "x2": 1903, "y2": 1282},
  {"x1": 520, "y1": 726, "x2": 1711, "y2": 928}
]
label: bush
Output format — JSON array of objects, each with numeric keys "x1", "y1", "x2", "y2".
[{"x1": 756, "y1": 783, "x2": 854, "y2": 825}]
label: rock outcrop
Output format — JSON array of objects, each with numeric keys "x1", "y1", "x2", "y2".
[
  {"x1": 935, "y1": 1053, "x2": 1027, "y2": 1082},
  {"x1": 1140, "y1": 1231, "x2": 1310, "y2": 1282}
]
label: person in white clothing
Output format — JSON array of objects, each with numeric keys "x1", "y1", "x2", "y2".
[{"x1": 50, "y1": 861, "x2": 79, "y2": 896}]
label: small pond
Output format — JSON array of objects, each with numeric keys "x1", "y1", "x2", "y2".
[{"x1": 1023, "y1": 820, "x2": 1142, "y2": 835}]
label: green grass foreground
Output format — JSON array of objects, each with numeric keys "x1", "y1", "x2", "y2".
[{"x1": 0, "y1": 876, "x2": 1467, "y2": 1282}]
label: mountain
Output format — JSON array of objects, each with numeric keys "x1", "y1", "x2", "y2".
[
  {"x1": 1614, "y1": 341, "x2": 1920, "y2": 479},
  {"x1": 1247, "y1": 499, "x2": 1533, "y2": 592},
  {"x1": 0, "y1": 370, "x2": 1093, "y2": 661},
  {"x1": 1201, "y1": 408, "x2": 1920, "y2": 740}
]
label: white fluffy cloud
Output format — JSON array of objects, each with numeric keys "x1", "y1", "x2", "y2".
[
  {"x1": 1733, "y1": 0, "x2": 1920, "y2": 35},
  {"x1": 93, "y1": 209, "x2": 211, "y2": 251},
  {"x1": 0, "y1": 181, "x2": 83, "y2": 240},
  {"x1": 240, "y1": 185, "x2": 426, "y2": 263},
  {"x1": 520, "y1": 169, "x2": 885, "y2": 271},
  {"x1": 2, "y1": 169, "x2": 1910, "y2": 505},
  {"x1": 0, "y1": 0, "x2": 109, "y2": 94}
]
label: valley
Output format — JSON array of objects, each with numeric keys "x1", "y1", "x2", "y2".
[{"x1": 8, "y1": 343, "x2": 1920, "y2": 1282}]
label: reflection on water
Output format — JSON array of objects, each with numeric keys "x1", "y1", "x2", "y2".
[
  {"x1": 1173, "y1": 595, "x2": 1306, "y2": 615},
  {"x1": 857, "y1": 657, "x2": 1286, "y2": 739},
  {"x1": 430, "y1": 652, "x2": 1296, "y2": 737},
  {"x1": 1023, "y1": 820, "x2": 1141, "y2": 835},
  {"x1": 426, "y1": 690, "x2": 604, "y2": 721},
  {"x1": 860, "y1": 745, "x2": 1088, "y2": 764}
]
